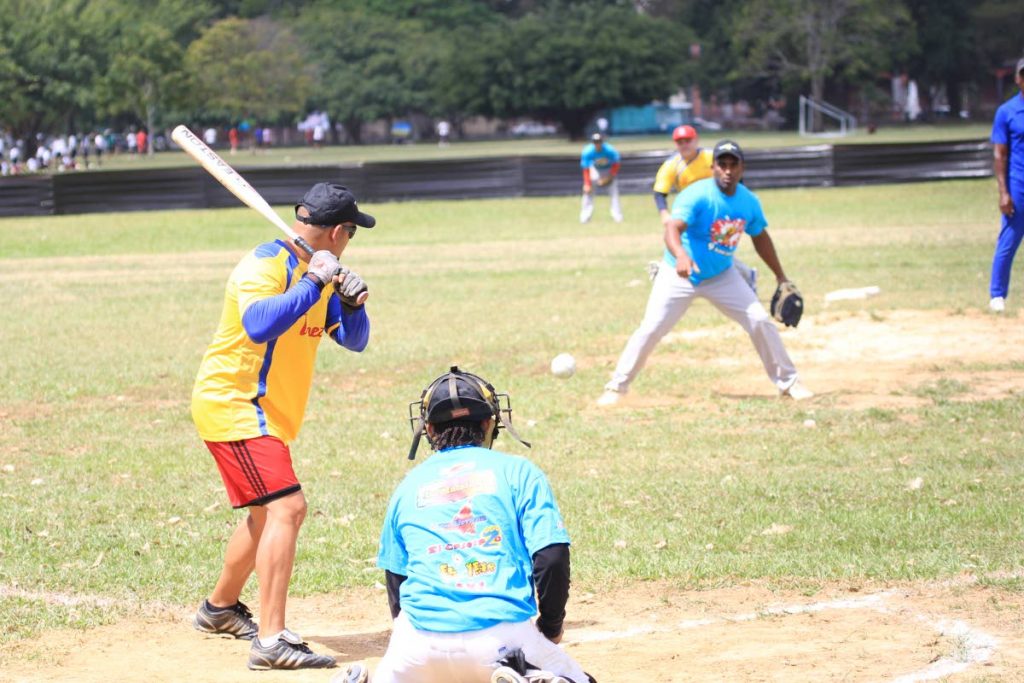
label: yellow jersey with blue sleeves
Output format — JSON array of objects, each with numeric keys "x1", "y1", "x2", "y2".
[
  {"x1": 652, "y1": 148, "x2": 713, "y2": 195},
  {"x1": 192, "y1": 239, "x2": 369, "y2": 444}
]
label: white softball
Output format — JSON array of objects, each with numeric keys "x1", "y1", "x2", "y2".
[{"x1": 550, "y1": 353, "x2": 576, "y2": 379}]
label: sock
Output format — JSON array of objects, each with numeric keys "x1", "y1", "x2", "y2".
[
  {"x1": 205, "y1": 599, "x2": 232, "y2": 613},
  {"x1": 259, "y1": 630, "x2": 284, "y2": 647}
]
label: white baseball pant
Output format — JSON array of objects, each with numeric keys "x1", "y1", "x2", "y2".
[
  {"x1": 580, "y1": 176, "x2": 622, "y2": 223},
  {"x1": 372, "y1": 612, "x2": 589, "y2": 683},
  {"x1": 605, "y1": 261, "x2": 799, "y2": 394}
]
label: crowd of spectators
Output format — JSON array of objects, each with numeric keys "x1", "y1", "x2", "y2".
[{"x1": 0, "y1": 128, "x2": 157, "y2": 176}]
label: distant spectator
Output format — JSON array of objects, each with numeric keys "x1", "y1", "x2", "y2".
[
  {"x1": 26, "y1": 157, "x2": 39, "y2": 173},
  {"x1": 436, "y1": 119, "x2": 451, "y2": 147},
  {"x1": 262, "y1": 127, "x2": 273, "y2": 148},
  {"x1": 80, "y1": 135, "x2": 91, "y2": 168},
  {"x1": 137, "y1": 129, "x2": 148, "y2": 155},
  {"x1": 94, "y1": 132, "x2": 107, "y2": 165},
  {"x1": 203, "y1": 127, "x2": 218, "y2": 147},
  {"x1": 312, "y1": 122, "x2": 325, "y2": 148},
  {"x1": 126, "y1": 130, "x2": 137, "y2": 155},
  {"x1": 254, "y1": 126, "x2": 263, "y2": 150},
  {"x1": 228, "y1": 126, "x2": 239, "y2": 155}
]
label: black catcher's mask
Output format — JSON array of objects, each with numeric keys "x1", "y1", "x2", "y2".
[{"x1": 407, "y1": 366, "x2": 530, "y2": 460}]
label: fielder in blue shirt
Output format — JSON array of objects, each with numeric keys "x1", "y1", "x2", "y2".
[
  {"x1": 374, "y1": 367, "x2": 592, "y2": 683},
  {"x1": 579, "y1": 132, "x2": 623, "y2": 223},
  {"x1": 599, "y1": 140, "x2": 812, "y2": 407},
  {"x1": 988, "y1": 57, "x2": 1024, "y2": 313}
]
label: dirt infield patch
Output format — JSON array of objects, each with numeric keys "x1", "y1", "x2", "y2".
[
  {"x1": 637, "y1": 308, "x2": 1024, "y2": 410},
  {"x1": 4, "y1": 579, "x2": 1022, "y2": 682}
]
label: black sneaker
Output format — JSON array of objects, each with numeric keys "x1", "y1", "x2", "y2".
[
  {"x1": 192, "y1": 600, "x2": 259, "y2": 640},
  {"x1": 248, "y1": 631, "x2": 336, "y2": 670}
]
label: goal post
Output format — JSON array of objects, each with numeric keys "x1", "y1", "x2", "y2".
[{"x1": 799, "y1": 95, "x2": 856, "y2": 137}]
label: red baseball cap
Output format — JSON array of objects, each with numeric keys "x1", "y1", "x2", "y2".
[{"x1": 672, "y1": 125, "x2": 697, "y2": 141}]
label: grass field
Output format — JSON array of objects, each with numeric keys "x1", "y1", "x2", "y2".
[
  {"x1": 1, "y1": 179, "x2": 1022, "y2": 679},
  {"x1": 75, "y1": 121, "x2": 994, "y2": 172}
]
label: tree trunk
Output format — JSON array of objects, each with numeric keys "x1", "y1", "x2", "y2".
[
  {"x1": 343, "y1": 117, "x2": 363, "y2": 145},
  {"x1": 144, "y1": 81, "x2": 156, "y2": 155}
]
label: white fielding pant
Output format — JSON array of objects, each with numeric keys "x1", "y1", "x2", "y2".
[
  {"x1": 580, "y1": 177, "x2": 622, "y2": 223},
  {"x1": 372, "y1": 612, "x2": 589, "y2": 683},
  {"x1": 605, "y1": 261, "x2": 799, "y2": 394}
]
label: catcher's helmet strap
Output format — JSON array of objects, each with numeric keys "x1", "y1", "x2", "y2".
[
  {"x1": 498, "y1": 414, "x2": 530, "y2": 449},
  {"x1": 407, "y1": 418, "x2": 426, "y2": 460}
]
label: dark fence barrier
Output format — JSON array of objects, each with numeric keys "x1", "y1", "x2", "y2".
[{"x1": 0, "y1": 139, "x2": 992, "y2": 218}]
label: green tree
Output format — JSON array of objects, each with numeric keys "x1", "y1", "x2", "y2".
[
  {"x1": 902, "y1": 0, "x2": 978, "y2": 119},
  {"x1": 444, "y1": 3, "x2": 693, "y2": 139},
  {"x1": 732, "y1": 0, "x2": 912, "y2": 114},
  {"x1": 92, "y1": 0, "x2": 214, "y2": 154},
  {"x1": 972, "y1": 0, "x2": 1024, "y2": 91},
  {"x1": 0, "y1": 0, "x2": 104, "y2": 152},
  {"x1": 183, "y1": 16, "x2": 313, "y2": 125},
  {"x1": 294, "y1": 6, "x2": 437, "y2": 143}
]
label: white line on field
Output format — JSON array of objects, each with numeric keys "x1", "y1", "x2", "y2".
[{"x1": 566, "y1": 590, "x2": 997, "y2": 682}]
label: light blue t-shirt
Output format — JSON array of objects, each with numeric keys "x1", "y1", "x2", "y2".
[
  {"x1": 579, "y1": 142, "x2": 621, "y2": 170},
  {"x1": 667, "y1": 177, "x2": 767, "y2": 285},
  {"x1": 991, "y1": 92, "x2": 1024, "y2": 194},
  {"x1": 377, "y1": 445, "x2": 570, "y2": 633}
]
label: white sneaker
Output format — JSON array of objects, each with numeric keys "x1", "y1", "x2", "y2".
[
  {"x1": 611, "y1": 212, "x2": 624, "y2": 223},
  {"x1": 989, "y1": 297, "x2": 1005, "y2": 313},
  {"x1": 491, "y1": 667, "x2": 528, "y2": 683},
  {"x1": 781, "y1": 381, "x2": 814, "y2": 401},
  {"x1": 596, "y1": 389, "x2": 622, "y2": 406},
  {"x1": 330, "y1": 663, "x2": 368, "y2": 683}
]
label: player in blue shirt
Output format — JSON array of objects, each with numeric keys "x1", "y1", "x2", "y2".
[
  {"x1": 373, "y1": 367, "x2": 591, "y2": 683},
  {"x1": 988, "y1": 57, "x2": 1024, "y2": 313},
  {"x1": 579, "y1": 132, "x2": 622, "y2": 223},
  {"x1": 598, "y1": 140, "x2": 812, "y2": 406}
]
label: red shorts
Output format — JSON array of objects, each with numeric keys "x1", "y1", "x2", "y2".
[{"x1": 204, "y1": 436, "x2": 301, "y2": 508}]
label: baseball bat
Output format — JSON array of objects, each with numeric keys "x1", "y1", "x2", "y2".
[{"x1": 171, "y1": 125, "x2": 368, "y2": 305}]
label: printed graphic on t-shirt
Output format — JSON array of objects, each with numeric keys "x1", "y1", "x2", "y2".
[
  {"x1": 708, "y1": 216, "x2": 746, "y2": 255},
  {"x1": 427, "y1": 505, "x2": 504, "y2": 554},
  {"x1": 416, "y1": 469, "x2": 497, "y2": 508},
  {"x1": 439, "y1": 552, "x2": 498, "y2": 590}
]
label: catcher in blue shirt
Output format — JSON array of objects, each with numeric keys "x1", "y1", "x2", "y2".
[{"x1": 374, "y1": 367, "x2": 592, "y2": 683}]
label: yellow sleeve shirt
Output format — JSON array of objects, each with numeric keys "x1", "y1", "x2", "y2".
[
  {"x1": 652, "y1": 148, "x2": 714, "y2": 195},
  {"x1": 191, "y1": 241, "x2": 334, "y2": 444}
]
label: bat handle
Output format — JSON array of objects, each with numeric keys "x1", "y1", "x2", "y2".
[
  {"x1": 355, "y1": 290, "x2": 369, "y2": 306},
  {"x1": 293, "y1": 236, "x2": 315, "y2": 257}
]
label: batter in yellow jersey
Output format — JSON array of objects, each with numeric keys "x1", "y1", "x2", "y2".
[
  {"x1": 190, "y1": 182, "x2": 375, "y2": 671},
  {"x1": 191, "y1": 239, "x2": 367, "y2": 443}
]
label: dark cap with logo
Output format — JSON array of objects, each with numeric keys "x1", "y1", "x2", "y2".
[
  {"x1": 295, "y1": 182, "x2": 375, "y2": 228},
  {"x1": 591, "y1": 132, "x2": 603, "y2": 143},
  {"x1": 712, "y1": 139, "x2": 744, "y2": 163}
]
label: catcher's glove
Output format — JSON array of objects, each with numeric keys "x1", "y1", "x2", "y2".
[{"x1": 770, "y1": 281, "x2": 804, "y2": 327}]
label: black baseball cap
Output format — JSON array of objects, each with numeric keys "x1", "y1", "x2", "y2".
[
  {"x1": 712, "y1": 139, "x2": 744, "y2": 163},
  {"x1": 295, "y1": 182, "x2": 375, "y2": 228}
]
